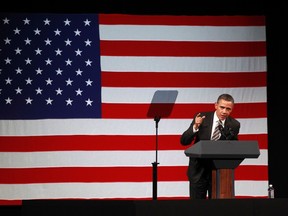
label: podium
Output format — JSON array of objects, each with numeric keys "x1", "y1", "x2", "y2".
[{"x1": 184, "y1": 140, "x2": 260, "y2": 199}]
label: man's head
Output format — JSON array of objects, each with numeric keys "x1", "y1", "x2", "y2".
[{"x1": 215, "y1": 94, "x2": 235, "y2": 121}]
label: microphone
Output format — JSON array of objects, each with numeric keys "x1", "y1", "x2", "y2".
[
  {"x1": 219, "y1": 124, "x2": 235, "y2": 140},
  {"x1": 227, "y1": 127, "x2": 235, "y2": 140}
]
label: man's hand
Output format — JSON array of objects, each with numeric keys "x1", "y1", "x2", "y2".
[{"x1": 194, "y1": 113, "x2": 206, "y2": 130}]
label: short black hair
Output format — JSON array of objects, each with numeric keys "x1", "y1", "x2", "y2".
[{"x1": 217, "y1": 93, "x2": 234, "y2": 104}]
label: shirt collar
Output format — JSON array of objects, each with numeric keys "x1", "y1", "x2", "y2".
[{"x1": 214, "y1": 112, "x2": 225, "y2": 125}]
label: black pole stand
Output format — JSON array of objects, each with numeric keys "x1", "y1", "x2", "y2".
[{"x1": 152, "y1": 116, "x2": 160, "y2": 200}]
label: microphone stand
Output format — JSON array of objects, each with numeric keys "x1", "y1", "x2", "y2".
[{"x1": 152, "y1": 116, "x2": 160, "y2": 200}]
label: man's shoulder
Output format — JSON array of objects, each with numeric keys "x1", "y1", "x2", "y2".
[
  {"x1": 228, "y1": 116, "x2": 240, "y2": 126},
  {"x1": 199, "y1": 111, "x2": 213, "y2": 116}
]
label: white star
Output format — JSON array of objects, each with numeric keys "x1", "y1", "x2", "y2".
[
  {"x1": 65, "y1": 59, "x2": 72, "y2": 66},
  {"x1": 23, "y1": 18, "x2": 30, "y2": 25},
  {"x1": 66, "y1": 98, "x2": 73, "y2": 106},
  {"x1": 35, "y1": 87, "x2": 43, "y2": 94},
  {"x1": 25, "y1": 97, "x2": 33, "y2": 104},
  {"x1": 75, "y1": 88, "x2": 83, "y2": 95},
  {"x1": 15, "y1": 87, "x2": 23, "y2": 94},
  {"x1": 3, "y1": 17, "x2": 9, "y2": 24},
  {"x1": 56, "y1": 68, "x2": 63, "y2": 75},
  {"x1": 84, "y1": 19, "x2": 91, "y2": 26},
  {"x1": 84, "y1": 39, "x2": 92, "y2": 46},
  {"x1": 4, "y1": 37, "x2": 11, "y2": 44},
  {"x1": 75, "y1": 69, "x2": 83, "y2": 76},
  {"x1": 65, "y1": 78, "x2": 73, "y2": 86},
  {"x1": 25, "y1": 78, "x2": 33, "y2": 85},
  {"x1": 54, "y1": 29, "x2": 61, "y2": 36},
  {"x1": 44, "y1": 38, "x2": 52, "y2": 45},
  {"x1": 25, "y1": 58, "x2": 32, "y2": 64},
  {"x1": 46, "y1": 98, "x2": 53, "y2": 105},
  {"x1": 64, "y1": 38, "x2": 72, "y2": 46},
  {"x1": 55, "y1": 48, "x2": 62, "y2": 55},
  {"x1": 5, "y1": 97, "x2": 13, "y2": 104},
  {"x1": 45, "y1": 78, "x2": 53, "y2": 85},
  {"x1": 24, "y1": 38, "x2": 31, "y2": 45},
  {"x1": 55, "y1": 88, "x2": 63, "y2": 95},
  {"x1": 43, "y1": 18, "x2": 51, "y2": 25},
  {"x1": 85, "y1": 59, "x2": 92, "y2": 66},
  {"x1": 75, "y1": 49, "x2": 82, "y2": 56},
  {"x1": 74, "y1": 29, "x2": 81, "y2": 36},
  {"x1": 5, "y1": 77, "x2": 12, "y2": 84},
  {"x1": 15, "y1": 67, "x2": 22, "y2": 74},
  {"x1": 85, "y1": 98, "x2": 93, "y2": 106},
  {"x1": 13, "y1": 28, "x2": 21, "y2": 34},
  {"x1": 45, "y1": 58, "x2": 52, "y2": 65},
  {"x1": 64, "y1": 19, "x2": 71, "y2": 26},
  {"x1": 35, "y1": 68, "x2": 43, "y2": 75},
  {"x1": 5, "y1": 57, "x2": 12, "y2": 64},
  {"x1": 35, "y1": 48, "x2": 42, "y2": 55},
  {"x1": 85, "y1": 79, "x2": 93, "y2": 86},
  {"x1": 34, "y1": 28, "x2": 41, "y2": 35},
  {"x1": 15, "y1": 47, "x2": 22, "y2": 54}
]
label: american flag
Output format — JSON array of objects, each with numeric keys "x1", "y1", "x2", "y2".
[{"x1": 0, "y1": 14, "x2": 267, "y2": 204}]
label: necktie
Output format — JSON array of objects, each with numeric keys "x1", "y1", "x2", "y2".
[{"x1": 211, "y1": 120, "x2": 222, "y2": 141}]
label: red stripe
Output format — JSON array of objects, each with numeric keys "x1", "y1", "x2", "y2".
[
  {"x1": 235, "y1": 165, "x2": 268, "y2": 180},
  {"x1": 0, "y1": 165, "x2": 267, "y2": 183},
  {"x1": 100, "y1": 41, "x2": 266, "y2": 57},
  {"x1": 102, "y1": 103, "x2": 267, "y2": 119},
  {"x1": 102, "y1": 72, "x2": 266, "y2": 87},
  {"x1": 0, "y1": 135, "x2": 182, "y2": 151},
  {"x1": 99, "y1": 14, "x2": 265, "y2": 26},
  {"x1": 0, "y1": 200, "x2": 22, "y2": 205},
  {"x1": 0, "y1": 134, "x2": 268, "y2": 152}
]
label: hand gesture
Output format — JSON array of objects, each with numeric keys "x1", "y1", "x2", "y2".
[{"x1": 194, "y1": 113, "x2": 205, "y2": 130}]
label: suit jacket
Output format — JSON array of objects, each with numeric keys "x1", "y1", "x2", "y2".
[{"x1": 180, "y1": 111, "x2": 240, "y2": 183}]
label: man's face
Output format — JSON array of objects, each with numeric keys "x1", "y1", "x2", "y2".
[{"x1": 215, "y1": 99, "x2": 234, "y2": 121}]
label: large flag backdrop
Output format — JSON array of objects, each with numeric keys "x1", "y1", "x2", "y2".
[{"x1": 0, "y1": 14, "x2": 267, "y2": 204}]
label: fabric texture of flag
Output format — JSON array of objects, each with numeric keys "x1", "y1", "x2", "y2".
[{"x1": 0, "y1": 13, "x2": 267, "y2": 204}]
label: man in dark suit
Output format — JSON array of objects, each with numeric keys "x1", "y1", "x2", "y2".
[{"x1": 180, "y1": 93, "x2": 240, "y2": 199}]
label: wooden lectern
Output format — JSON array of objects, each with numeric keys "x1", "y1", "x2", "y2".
[{"x1": 184, "y1": 140, "x2": 260, "y2": 199}]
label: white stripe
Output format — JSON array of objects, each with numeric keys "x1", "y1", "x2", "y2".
[
  {"x1": 235, "y1": 180, "x2": 268, "y2": 197},
  {"x1": 0, "y1": 180, "x2": 268, "y2": 199},
  {"x1": 100, "y1": 25, "x2": 266, "y2": 42},
  {"x1": 0, "y1": 118, "x2": 267, "y2": 136},
  {"x1": 0, "y1": 149, "x2": 267, "y2": 168},
  {"x1": 100, "y1": 56, "x2": 266, "y2": 72},
  {"x1": 102, "y1": 87, "x2": 267, "y2": 103},
  {"x1": 240, "y1": 149, "x2": 267, "y2": 165}
]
